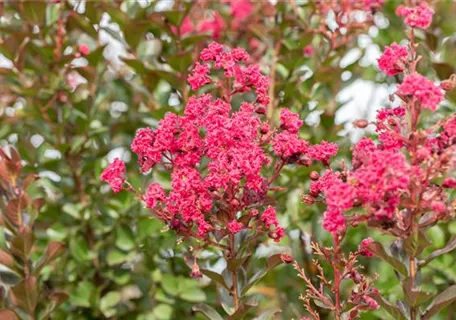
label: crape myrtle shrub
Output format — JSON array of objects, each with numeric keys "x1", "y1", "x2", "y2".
[{"x1": 0, "y1": 0, "x2": 455, "y2": 319}]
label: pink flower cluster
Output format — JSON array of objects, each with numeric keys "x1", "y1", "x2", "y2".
[
  {"x1": 174, "y1": 13, "x2": 225, "y2": 39},
  {"x1": 229, "y1": 0, "x2": 254, "y2": 29},
  {"x1": 397, "y1": 73, "x2": 443, "y2": 111},
  {"x1": 102, "y1": 43, "x2": 335, "y2": 244},
  {"x1": 100, "y1": 158, "x2": 126, "y2": 193},
  {"x1": 190, "y1": 42, "x2": 269, "y2": 105},
  {"x1": 396, "y1": 1, "x2": 434, "y2": 29},
  {"x1": 377, "y1": 43, "x2": 408, "y2": 76}
]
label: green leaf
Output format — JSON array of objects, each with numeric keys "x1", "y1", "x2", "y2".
[
  {"x1": 367, "y1": 242, "x2": 407, "y2": 276},
  {"x1": 179, "y1": 287, "x2": 206, "y2": 303},
  {"x1": 167, "y1": 51, "x2": 193, "y2": 73},
  {"x1": 421, "y1": 236, "x2": 456, "y2": 268},
  {"x1": 163, "y1": 11, "x2": 185, "y2": 26},
  {"x1": 422, "y1": 285, "x2": 456, "y2": 320},
  {"x1": 21, "y1": 1, "x2": 47, "y2": 25},
  {"x1": 85, "y1": 45, "x2": 107, "y2": 66},
  {"x1": 402, "y1": 278, "x2": 434, "y2": 307},
  {"x1": 433, "y1": 62, "x2": 455, "y2": 81},
  {"x1": 227, "y1": 255, "x2": 250, "y2": 272},
  {"x1": 161, "y1": 274, "x2": 179, "y2": 296},
  {"x1": 100, "y1": 291, "x2": 121, "y2": 317},
  {"x1": 69, "y1": 237, "x2": 92, "y2": 262},
  {"x1": 10, "y1": 276, "x2": 38, "y2": 314},
  {"x1": 0, "y1": 266, "x2": 22, "y2": 286},
  {"x1": 228, "y1": 296, "x2": 259, "y2": 320},
  {"x1": 70, "y1": 281, "x2": 95, "y2": 308},
  {"x1": 152, "y1": 304, "x2": 173, "y2": 320},
  {"x1": 371, "y1": 295, "x2": 407, "y2": 320},
  {"x1": 106, "y1": 249, "x2": 134, "y2": 266},
  {"x1": 67, "y1": 14, "x2": 97, "y2": 38},
  {"x1": 404, "y1": 230, "x2": 430, "y2": 257},
  {"x1": 138, "y1": 218, "x2": 162, "y2": 240},
  {"x1": 34, "y1": 241, "x2": 65, "y2": 274},
  {"x1": 241, "y1": 254, "x2": 285, "y2": 295},
  {"x1": 115, "y1": 225, "x2": 135, "y2": 251},
  {"x1": 201, "y1": 269, "x2": 229, "y2": 290},
  {"x1": 192, "y1": 303, "x2": 224, "y2": 320},
  {"x1": 124, "y1": 21, "x2": 150, "y2": 50},
  {"x1": 10, "y1": 229, "x2": 35, "y2": 261},
  {"x1": 253, "y1": 308, "x2": 282, "y2": 320}
]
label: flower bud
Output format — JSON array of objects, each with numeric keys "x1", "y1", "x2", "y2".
[
  {"x1": 309, "y1": 189, "x2": 320, "y2": 198},
  {"x1": 297, "y1": 155, "x2": 312, "y2": 166},
  {"x1": 280, "y1": 253, "x2": 293, "y2": 264},
  {"x1": 309, "y1": 171, "x2": 320, "y2": 180},
  {"x1": 301, "y1": 194, "x2": 314, "y2": 205},
  {"x1": 440, "y1": 76, "x2": 456, "y2": 91},
  {"x1": 255, "y1": 105, "x2": 266, "y2": 115},
  {"x1": 190, "y1": 263, "x2": 202, "y2": 279},
  {"x1": 353, "y1": 119, "x2": 369, "y2": 128},
  {"x1": 230, "y1": 198, "x2": 239, "y2": 208},
  {"x1": 170, "y1": 218, "x2": 182, "y2": 230},
  {"x1": 79, "y1": 43, "x2": 90, "y2": 56}
]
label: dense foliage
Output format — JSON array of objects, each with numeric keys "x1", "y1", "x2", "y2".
[{"x1": 1, "y1": 0, "x2": 455, "y2": 319}]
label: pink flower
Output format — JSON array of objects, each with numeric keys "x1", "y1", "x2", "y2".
[
  {"x1": 397, "y1": 73, "x2": 443, "y2": 111},
  {"x1": 443, "y1": 178, "x2": 456, "y2": 188},
  {"x1": 270, "y1": 226, "x2": 285, "y2": 242},
  {"x1": 365, "y1": 0, "x2": 384, "y2": 10},
  {"x1": 200, "y1": 42, "x2": 224, "y2": 61},
  {"x1": 144, "y1": 183, "x2": 166, "y2": 209},
  {"x1": 359, "y1": 238, "x2": 374, "y2": 257},
  {"x1": 303, "y1": 45, "x2": 314, "y2": 57},
  {"x1": 188, "y1": 62, "x2": 211, "y2": 90},
  {"x1": 322, "y1": 208, "x2": 346, "y2": 237},
  {"x1": 100, "y1": 158, "x2": 126, "y2": 193},
  {"x1": 378, "y1": 131, "x2": 403, "y2": 150},
  {"x1": 260, "y1": 206, "x2": 279, "y2": 228},
  {"x1": 431, "y1": 201, "x2": 447, "y2": 213},
  {"x1": 396, "y1": 2, "x2": 434, "y2": 29},
  {"x1": 325, "y1": 179, "x2": 357, "y2": 211},
  {"x1": 78, "y1": 43, "x2": 90, "y2": 56},
  {"x1": 197, "y1": 219, "x2": 212, "y2": 237},
  {"x1": 307, "y1": 141, "x2": 338, "y2": 164},
  {"x1": 197, "y1": 12, "x2": 226, "y2": 39},
  {"x1": 377, "y1": 43, "x2": 408, "y2": 76},
  {"x1": 227, "y1": 220, "x2": 244, "y2": 233},
  {"x1": 280, "y1": 109, "x2": 303, "y2": 133},
  {"x1": 272, "y1": 131, "x2": 308, "y2": 159},
  {"x1": 350, "y1": 149, "x2": 411, "y2": 218},
  {"x1": 363, "y1": 296, "x2": 380, "y2": 310},
  {"x1": 231, "y1": 47, "x2": 250, "y2": 62},
  {"x1": 172, "y1": 16, "x2": 195, "y2": 36},
  {"x1": 231, "y1": 0, "x2": 253, "y2": 21},
  {"x1": 352, "y1": 137, "x2": 376, "y2": 169},
  {"x1": 309, "y1": 170, "x2": 339, "y2": 197}
]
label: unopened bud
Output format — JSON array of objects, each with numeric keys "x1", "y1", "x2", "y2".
[
  {"x1": 353, "y1": 119, "x2": 369, "y2": 128},
  {"x1": 309, "y1": 171, "x2": 320, "y2": 180},
  {"x1": 230, "y1": 198, "x2": 239, "y2": 208},
  {"x1": 255, "y1": 105, "x2": 266, "y2": 115},
  {"x1": 297, "y1": 155, "x2": 312, "y2": 166},
  {"x1": 309, "y1": 189, "x2": 320, "y2": 198},
  {"x1": 170, "y1": 218, "x2": 182, "y2": 230},
  {"x1": 441, "y1": 79, "x2": 455, "y2": 91},
  {"x1": 301, "y1": 194, "x2": 314, "y2": 205},
  {"x1": 280, "y1": 253, "x2": 293, "y2": 264},
  {"x1": 190, "y1": 263, "x2": 202, "y2": 279},
  {"x1": 387, "y1": 118, "x2": 396, "y2": 126}
]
